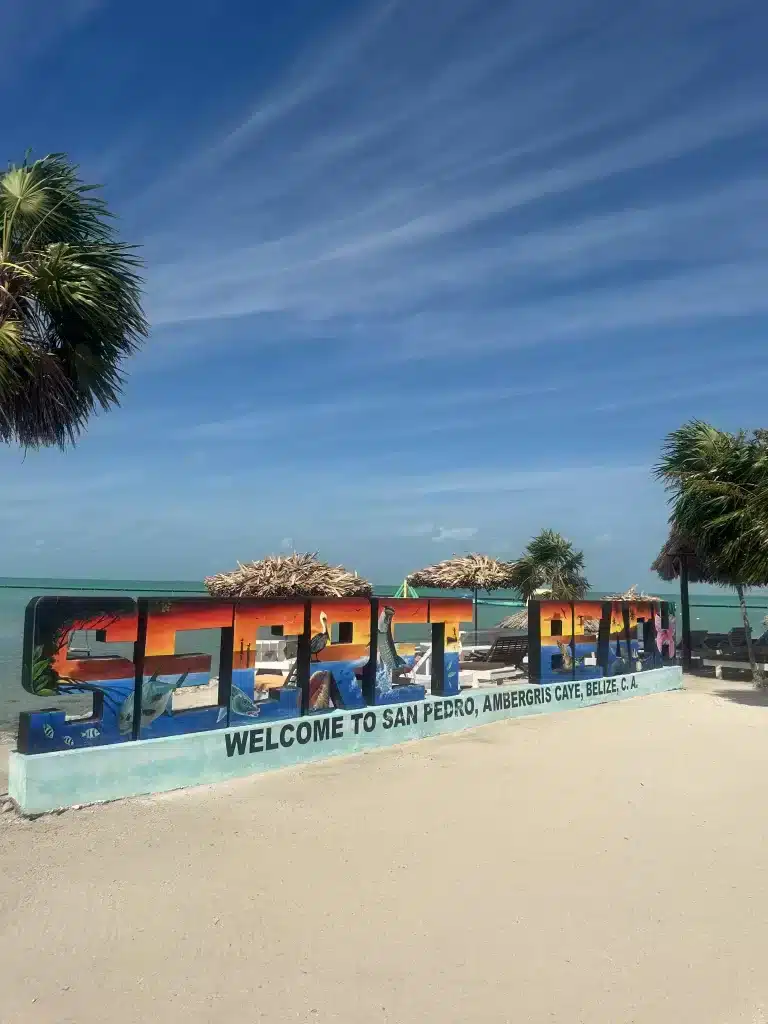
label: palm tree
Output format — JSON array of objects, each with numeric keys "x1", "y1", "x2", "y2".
[
  {"x1": 654, "y1": 421, "x2": 768, "y2": 685},
  {"x1": 0, "y1": 153, "x2": 147, "y2": 447},
  {"x1": 509, "y1": 529, "x2": 589, "y2": 601}
]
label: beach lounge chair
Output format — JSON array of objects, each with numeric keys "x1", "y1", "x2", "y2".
[
  {"x1": 688, "y1": 630, "x2": 708, "y2": 650},
  {"x1": 461, "y1": 635, "x2": 528, "y2": 670},
  {"x1": 702, "y1": 632, "x2": 729, "y2": 652},
  {"x1": 727, "y1": 627, "x2": 751, "y2": 652}
]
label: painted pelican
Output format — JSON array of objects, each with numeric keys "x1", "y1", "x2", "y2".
[
  {"x1": 310, "y1": 611, "x2": 330, "y2": 661},
  {"x1": 284, "y1": 611, "x2": 330, "y2": 686}
]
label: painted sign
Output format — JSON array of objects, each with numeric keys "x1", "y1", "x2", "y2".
[
  {"x1": 16, "y1": 593, "x2": 678, "y2": 758},
  {"x1": 18, "y1": 595, "x2": 469, "y2": 754},
  {"x1": 527, "y1": 599, "x2": 676, "y2": 683},
  {"x1": 8, "y1": 666, "x2": 684, "y2": 814}
]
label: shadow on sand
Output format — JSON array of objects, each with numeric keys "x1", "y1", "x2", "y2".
[{"x1": 712, "y1": 687, "x2": 768, "y2": 707}]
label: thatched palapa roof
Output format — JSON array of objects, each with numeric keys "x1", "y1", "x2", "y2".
[
  {"x1": 407, "y1": 553, "x2": 517, "y2": 591},
  {"x1": 605, "y1": 584, "x2": 661, "y2": 601},
  {"x1": 499, "y1": 609, "x2": 529, "y2": 631},
  {"x1": 650, "y1": 527, "x2": 723, "y2": 585},
  {"x1": 204, "y1": 552, "x2": 372, "y2": 599}
]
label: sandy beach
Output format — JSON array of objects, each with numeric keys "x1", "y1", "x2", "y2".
[{"x1": 2, "y1": 675, "x2": 768, "y2": 1023}]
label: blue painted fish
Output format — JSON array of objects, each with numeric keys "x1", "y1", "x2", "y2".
[
  {"x1": 216, "y1": 684, "x2": 264, "y2": 724},
  {"x1": 118, "y1": 672, "x2": 188, "y2": 735},
  {"x1": 229, "y1": 685, "x2": 263, "y2": 718}
]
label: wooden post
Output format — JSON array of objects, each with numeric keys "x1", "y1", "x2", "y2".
[
  {"x1": 361, "y1": 599, "x2": 380, "y2": 705},
  {"x1": 430, "y1": 622, "x2": 446, "y2": 695},
  {"x1": 131, "y1": 599, "x2": 148, "y2": 741},
  {"x1": 680, "y1": 553, "x2": 692, "y2": 672},
  {"x1": 217, "y1": 623, "x2": 234, "y2": 726},
  {"x1": 527, "y1": 601, "x2": 541, "y2": 683},
  {"x1": 297, "y1": 601, "x2": 312, "y2": 715}
]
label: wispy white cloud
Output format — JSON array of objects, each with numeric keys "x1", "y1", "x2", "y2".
[
  {"x1": 1, "y1": 0, "x2": 762, "y2": 587},
  {"x1": 355, "y1": 463, "x2": 651, "y2": 501},
  {"x1": 174, "y1": 381, "x2": 562, "y2": 441},
  {"x1": 128, "y1": 0, "x2": 768, "y2": 368},
  {"x1": 1, "y1": 0, "x2": 102, "y2": 83},
  {"x1": 432, "y1": 526, "x2": 479, "y2": 543}
]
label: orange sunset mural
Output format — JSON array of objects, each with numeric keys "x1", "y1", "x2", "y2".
[
  {"x1": 529, "y1": 599, "x2": 675, "y2": 682},
  {"x1": 19, "y1": 594, "x2": 472, "y2": 754}
]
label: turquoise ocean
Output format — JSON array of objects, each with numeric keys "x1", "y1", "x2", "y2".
[{"x1": 1, "y1": 577, "x2": 766, "y2": 730}]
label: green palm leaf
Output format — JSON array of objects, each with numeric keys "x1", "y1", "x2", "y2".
[
  {"x1": 509, "y1": 529, "x2": 589, "y2": 602},
  {"x1": 29, "y1": 645, "x2": 60, "y2": 697},
  {"x1": 654, "y1": 420, "x2": 768, "y2": 685},
  {"x1": 0, "y1": 153, "x2": 147, "y2": 447}
]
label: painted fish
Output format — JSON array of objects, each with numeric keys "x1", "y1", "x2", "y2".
[
  {"x1": 118, "y1": 672, "x2": 188, "y2": 735},
  {"x1": 375, "y1": 659, "x2": 394, "y2": 694},
  {"x1": 377, "y1": 607, "x2": 411, "y2": 687},
  {"x1": 63, "y1": 735, "x2": 74, "y2": 747},
  {"x1": 229, "y1": 685, "x2": 263, "y2": 719},
  {"x1": 309, "y1": 670, "x2": 332, "y2": 710},
  {"x1": 81, "y1": 727, "x2": 100, "y2": 740},
  {"x1": 216, "y1": 684, "x2": 265, "y2": 724},
  {"x1": 43, "y1": 723, "x2": 54, "y2": 739}
]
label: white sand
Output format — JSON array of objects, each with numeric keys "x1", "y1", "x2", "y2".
[{"x1": 2, "y1": 676, "x2": 768, "y2": 1023}]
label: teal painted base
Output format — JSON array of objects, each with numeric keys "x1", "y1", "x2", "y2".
[{"x1": 8, "y1": 667, "x2": 683, "y2": 815}]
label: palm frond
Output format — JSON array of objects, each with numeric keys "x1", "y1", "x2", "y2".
[
  {"x1": 0, "y1": 153, "x2": 147, "y2": 447},
  {"x1": 654, "y1": 421, "x2": 768, "y2": 589},
  {"x1": 507, "y1": 529, "x2": 589, "y2": 601}
]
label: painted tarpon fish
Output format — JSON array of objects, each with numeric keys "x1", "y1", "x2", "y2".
[
  {"x1": 229, "y1": 684, "x2": 263, "y2": 718},
  {"x1": 377, "y1": 606, "x2": 411, "y2": 686},
  {"x1": 216, "y1": 684, "x2": 264, "y2": 723},
  {"x1": 118, "y1": 672, "x2": 188, "y2": 735}
]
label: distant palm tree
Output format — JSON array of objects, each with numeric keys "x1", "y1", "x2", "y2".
[
  {"x1": 654, "y1": 420, "x2": 768, "y2": 685},
  {"x1": 509, "y1": 529, "x2": 589, "y2": 601},
  {"x1": 0, "y1": 153, "x2": 147, "y2": 447}
]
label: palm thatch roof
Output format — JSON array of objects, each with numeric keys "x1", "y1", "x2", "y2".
[
  {"x1": 498, "y1": 608, "x2": 528, "y2": 631},
  {"x1": 605, "y1": 584, "x2": 661, "y2": 601},
  {"x1": 204, "y1": 552, "x2": 372, "y2": 599},
  {"x1": 407, "y1": 553, "x2": 517, "y2": 591},
  {"x1": 650, "y1": 527, "x2": 723, "y2": 585}
]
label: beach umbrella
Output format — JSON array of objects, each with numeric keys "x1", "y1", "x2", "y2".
[
  {"x1": 605, "y1": 585, "x2": 661, "y2": 601},
  {"x1": 651, "y1": 529, "x2": 720, "y2": 586},
  {"x1": 651, "y1": 528, "x2": 722, "y2": 671},
  {"x1": 498, "y1": 608, "x2": 529, "y2": 631},
  {"x1": 393, "y1": 577, "x2": 419, "y2": 599},
  {"x1": 407, "y1": 553, "x2": 517, "y2": 643},
  {"x1": 204, "y1": 552, "x2": 372, "y2": 599}
]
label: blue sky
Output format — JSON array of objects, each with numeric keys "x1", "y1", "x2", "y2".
[{"x1": 1, "y1": 0, "x2": 767, "y2": 587}]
